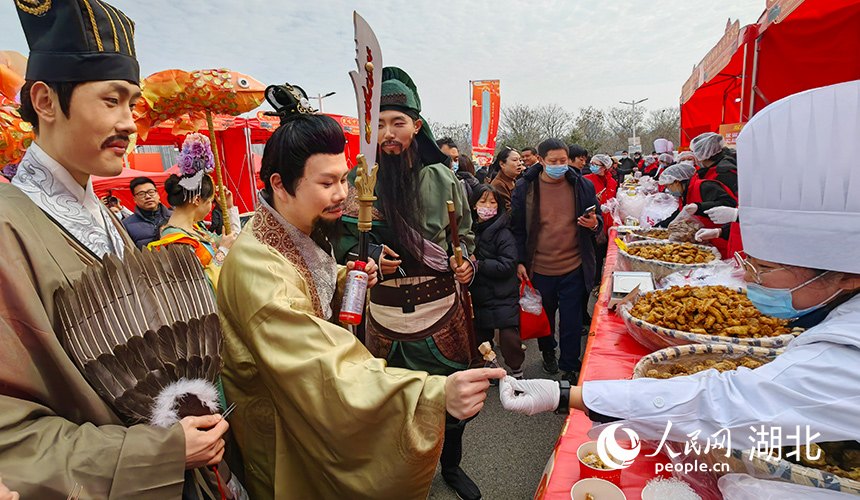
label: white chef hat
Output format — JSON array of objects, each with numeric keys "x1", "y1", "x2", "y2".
[
  {"x1": 737, "y1": 79, "x2": 860, "y2": 274},
  {"x1": 653, "y1": 138, "x2": 670, "y2": 154}
]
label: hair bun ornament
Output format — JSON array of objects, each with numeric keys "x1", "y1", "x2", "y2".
[{"x1": 177, "y1": 133, "x2": 215, "y2": 199}]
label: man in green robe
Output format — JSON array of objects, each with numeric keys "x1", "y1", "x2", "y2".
[
  {"x1": 0, "y1": 2, "x2": 228, "y2": 498},
  {"x1": 338, "y1": 67, "x2": 484, "y2": 500}
]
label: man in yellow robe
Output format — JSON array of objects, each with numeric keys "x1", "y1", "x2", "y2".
[
  {"x1": 0, "y1": 2, "x2": 228, "y2": 498},
  {"x1": 217, "y1": 112, "x2": 504, "y2": 499}
]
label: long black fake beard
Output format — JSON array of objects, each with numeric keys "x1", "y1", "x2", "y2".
[
  {"x1": 310, "y1": 217, "x2": 342, "y2": 255},
  {"x1": 376, "y1": 140, "x2": 424, "y2": 259}
]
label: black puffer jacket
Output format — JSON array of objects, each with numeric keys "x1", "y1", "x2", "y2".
[{"x1": 471, "y1": 211, "x2": 520, "y2": 330}]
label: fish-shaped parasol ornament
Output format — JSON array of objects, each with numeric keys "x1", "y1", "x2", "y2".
[{"x1": 134, "y1": 69, "x2": 265, "y2": 234}]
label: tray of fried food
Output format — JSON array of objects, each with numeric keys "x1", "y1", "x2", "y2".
[
  {"x1": 627, "y1": 242, "x2": 716, "y2": 264},
  {"x1": 619, "y1": 285, "x2": 803, "y2": 350},
  {"x1": 632, "y1": 343, "x2": 781, "y2": 379},
  {"x1": 624, "y1": 227, "x2": 670, "y2": 243},
  {"x1": 617, "y1": 240, "x2": 720, "y2": 280}
]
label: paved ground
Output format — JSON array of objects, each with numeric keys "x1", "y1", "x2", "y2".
[{"x1": 427, "y1": 290, "x2": 599, "y2": 500}]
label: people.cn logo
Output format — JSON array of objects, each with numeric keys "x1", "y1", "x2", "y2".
[{"x1": 596, "y1": 424, "x2": 642, "y2": 469}]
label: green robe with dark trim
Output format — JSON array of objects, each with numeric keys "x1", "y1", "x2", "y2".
[{"x1": 338, "y1": 161, "x2": 475, "y2": 374}]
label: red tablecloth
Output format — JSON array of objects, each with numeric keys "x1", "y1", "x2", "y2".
[{"x1": 535, "y1": 231, "x2": 672, "y2": 500}]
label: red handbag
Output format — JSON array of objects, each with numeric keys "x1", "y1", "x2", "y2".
[{"x1": 519, "y1": 280, "x2": 552, "y2": 340}]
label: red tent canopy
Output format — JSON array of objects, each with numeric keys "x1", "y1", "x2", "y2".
[
  {"x1": 751, "y1": 0, "x2": 860, "y2": 115},
  {"x1": 680, "y1": 0, "x2": 860, "y2": 146},
  {"x1": 106, "y1": 113, "x2": 359, "y2": 213},
  {"x1": 680, "y1": 21, "x2": 758, "y2": 146}
]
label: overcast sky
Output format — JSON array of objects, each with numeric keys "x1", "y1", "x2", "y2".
[{"x1": 1, "y1": 0, "x2": 765, "y2": 124}]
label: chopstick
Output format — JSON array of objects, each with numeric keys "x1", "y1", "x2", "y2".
[
  {"x1": 221, "y1": 402, "x2": 237, "y2": 420},
  {"x1": 66, "y1": 483, "x2": 83, "y2": 500}
]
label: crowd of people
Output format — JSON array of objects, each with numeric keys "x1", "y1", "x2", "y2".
[{"x1": 2, "y1": 1, "x2": 859, "y2": 499}]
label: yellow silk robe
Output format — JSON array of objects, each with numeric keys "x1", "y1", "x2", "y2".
[
  {"x1": 0, "y1": 184, "x2": 186, "y2": 498},
  {"x1": 217, "y1": 206, "x2": 448, "y2": 500}
]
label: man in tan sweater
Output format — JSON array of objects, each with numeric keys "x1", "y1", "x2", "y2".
[{"x1": 510, "y1": 139, "x2": 603, "y2": 383}]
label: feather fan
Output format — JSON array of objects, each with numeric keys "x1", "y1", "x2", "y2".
[{"x1": 55, "y1": 244, "x2": 224, "y2": 427}]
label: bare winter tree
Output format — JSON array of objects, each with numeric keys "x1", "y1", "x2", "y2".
[
  {"x1": 535, "y1": 103, "x2": 573, "y2": 140},
  {"x1": 573, "y1": 106, "x2": 608, "y2": 154},
  {"x1": 606, "y1": 105, "x2": 647, "y2": 153},
  {"x1": 639, "y1": 107, "x2": 681, "y2": 152},
  {"x1": 428, "y1": 121, "x2": 472, "y2": 156},
  {"x1": 431, "y1": 104, "x2": 680, "y2": 159},
  {"x1": 497, "y1": 103, "x2": 543, "y2": 151}
]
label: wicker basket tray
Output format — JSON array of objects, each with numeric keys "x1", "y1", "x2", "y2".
[
  {"x1": 632, "y1": 343, "x2": 782, "y2": 379},
  {"x1": 695, "y1": 447, "x2": 860, "y2": 495},
  {"x1": 616, "y1": 240, "x2": 721, "y2": 281},
  {"x1": 618, "y1": 294, "x2": 800, "y2": 351}
]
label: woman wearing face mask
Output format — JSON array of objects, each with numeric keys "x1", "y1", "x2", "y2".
[
  {"x1": 654, "y1": 160, "x2": 737, "y2": 257},
  {"x1": 583, "y1": 154, "x2": 617, "y2": 276},
  {"x1": 499, "y1": 80, "x2": 860, "y2": 453},
  {"x1": 469, "y1": 184, "x2": 525, "y2": 378},
  {"x1": 490, "y1": 147, "x2": 524, "y2": 210}
]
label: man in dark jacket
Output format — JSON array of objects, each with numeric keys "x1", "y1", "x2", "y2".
[
  {"x1": 690, "y1": 132, "x2": 738, "y2": 195},
  {"x1": 122, "y1": 176, "x2": 172, "y2": 249},
  {"x1": 511, "y1": 138, "x2": 602, "y2": 383},
  {"x1": 617, "y1": 150, "x2": 638, "y2": 178}
]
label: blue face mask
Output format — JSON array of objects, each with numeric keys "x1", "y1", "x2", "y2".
[
  {"x1": 666, "y1": 187, "x2": 682, "y2": 197},
  {"x1": 544, "y1": 165, "x2": 568, "y2": 179},
  {"x1": 451, "y1": 162, "x2": 459, "y2": 172},
  {"x1": 589, "y1": 165, "x2": 602, "y2": 174},
  {"x1": 746, "y1": 272, "x2": 840, "y2": 319}
]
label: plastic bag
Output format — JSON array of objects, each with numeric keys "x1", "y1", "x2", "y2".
[
  {"x1": 617, "y1": 191, "x2": 648, "y2": 226},
  {"x1": 668, "y1": 208, "x2": 703, "y2": 243},
  {"x1": 519, "y1": 280, "x2": 551, "y2": 340},
  {"x1": 601, "y1": 199, "x2": 621, "y2": 226},
  {"x1": 659, "y1": 260, "x2": 747, "y2": 289},
  {"x1": 719, "y1": 473, "x2": 857, "y2": 499},
  {"x1": 641, "y1": 192, "x2": 681, "y2": 227},
  {"x1": 637, "y1": 175, "x2": 660, "y2": 195},
  {"x1": 519, "y1": 280, "x2": 543, "y2": 314}
]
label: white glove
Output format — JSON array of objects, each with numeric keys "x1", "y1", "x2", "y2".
[
  {"x1": 499, "y1": 376, "x2": 560, "y2": 416},
  {"x1": 683, "y1": 203, "x2": 698, "y2": 215},
  {"x1": 704, "y1": 206, "x2": 738, "y2": 225},
  {"x1": 695, "y1": 228, "x2": 721, "y2": 242}
]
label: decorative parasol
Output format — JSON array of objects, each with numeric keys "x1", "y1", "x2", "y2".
[
  {"x1": 0, "y1": 50, "x2": 27, "y2": 103},
  {"x1": 134, "y1": 69, "x2": 265, "y2": 233},
  {"x1": 0, "y1": 104, "x2": 33, "y2": 171}
]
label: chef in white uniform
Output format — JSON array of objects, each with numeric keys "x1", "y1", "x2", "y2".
[{"x1": 499, "y1": 80, "x2": 860, "y2": 449}]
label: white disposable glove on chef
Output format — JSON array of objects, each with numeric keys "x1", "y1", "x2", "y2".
[
  {"x1": 704, "y1": 206, "x2": 738, "y2": 225},
  {"x1": 499, "y1": 376, "x2": 560, "y2": 416},
  {"x1": 695, "y1": 228, "x2": 721, "y2": 242},
  {"x1": 682, "y1": 203, "x2": 698, "y2": 215}
]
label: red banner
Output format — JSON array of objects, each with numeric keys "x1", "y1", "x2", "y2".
[{"x1": 470, "y1": 80, "x2": 501, "y2": 167}]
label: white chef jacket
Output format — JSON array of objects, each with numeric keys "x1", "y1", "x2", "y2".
[{"x1": 583, "y1": 293, "x2": 860, "y2": 449}]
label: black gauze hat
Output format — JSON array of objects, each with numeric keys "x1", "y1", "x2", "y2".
[{"x1": 15, "y1": 0, "x2": 139, "y2": 83}]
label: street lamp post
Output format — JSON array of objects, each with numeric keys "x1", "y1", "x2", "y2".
[
  {"x1": 619, "y1": 98, "x2": 648, "y2": 150},
  {"x1": 313, "y1": 91, "x2": 336, "y2": 113}
]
